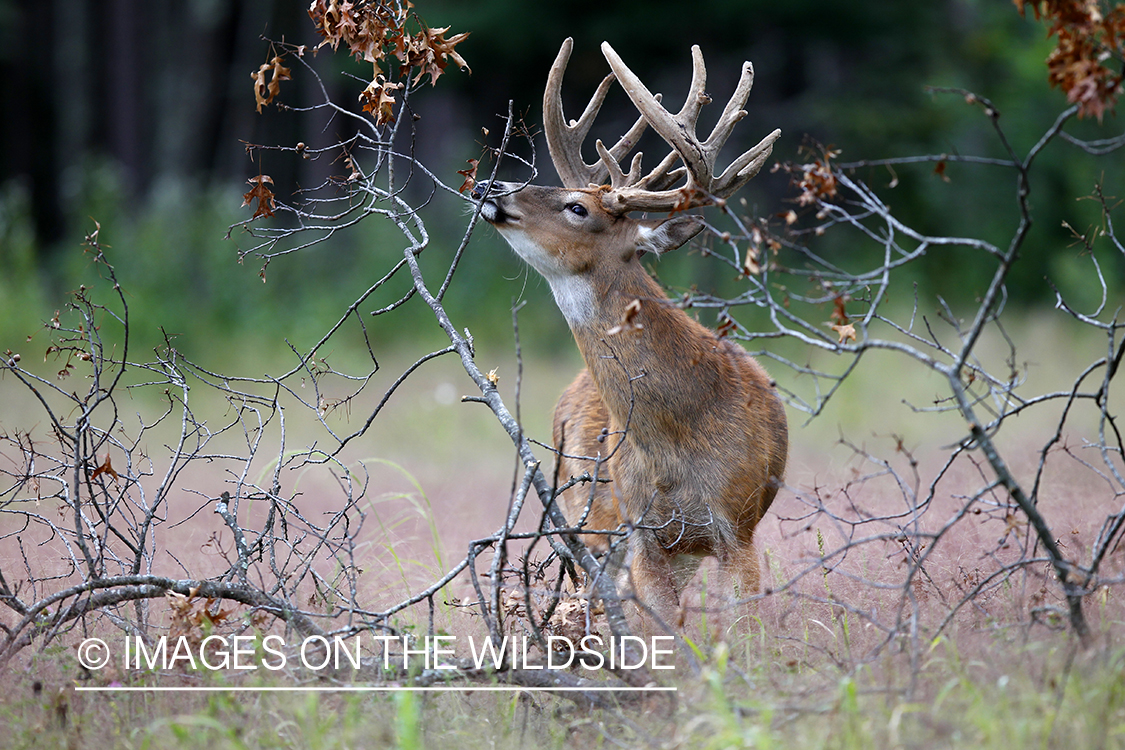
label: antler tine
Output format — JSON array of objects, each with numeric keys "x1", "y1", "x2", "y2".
[
  {"x1": 544, "y1": 38, "x2": 651, "y2": 189},
  {"x1": 543, "y1": 38, "x2": 610, "y2": 188},
  {"x1": 602, "y1": 42, "x2": 710, "y2": 192},
  {"x1": 595, "y1": 141, "x2": 647, "y2": 188},
  {"x1": 599, "y1": 41, "x2": 780, "y2": 213},
  {"x1": 713, "y1": 127, "x2": 782, "y2": 195},
  {"x1": 681, "y1": 45, "x2": 712, "y2": 132},
  {"x1": 704, "y1": 60, "x2": 782, "y2": 195},
  {"x1": 703, "y1": 60, "x2": 754, "y2": 156},
  {"x1": 599, "y1": 110, "x2": 651, "y2": 182},
  {"x1": 643, "y1": 153, "x2": 687, "y2": 192}
]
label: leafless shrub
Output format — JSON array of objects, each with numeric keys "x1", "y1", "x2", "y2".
[{"x1": 719, "y1": 90, "x2": 1123, "y2": 677}]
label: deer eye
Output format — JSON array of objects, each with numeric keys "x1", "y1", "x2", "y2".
[{"x1": 567, "y1": 203, "x2": 588, "y2": 218}]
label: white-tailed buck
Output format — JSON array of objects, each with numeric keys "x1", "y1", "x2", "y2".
[{"x1": 474, "y1": 39, "x2": 787, "y2": 624}]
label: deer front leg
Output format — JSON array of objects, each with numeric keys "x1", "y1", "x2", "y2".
[{"x1": 625, "y1": 530, "x2": 684, "y2": 628}]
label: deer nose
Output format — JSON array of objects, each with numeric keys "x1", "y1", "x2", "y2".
[
  {"x1": 470, "y1": 181, "x2": 491, "y2": 201},
  {"x1": 471, "y1": 180, "x2": 523, "y2": 201}
]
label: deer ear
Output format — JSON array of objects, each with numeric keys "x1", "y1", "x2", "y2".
[{"x1": 634, "y1": 215, "x2": 705, "y2": 257}]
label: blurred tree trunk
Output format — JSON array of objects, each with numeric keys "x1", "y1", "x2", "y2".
[
  {"x1": 2, "y1": 0, "x2": 62, "y2": 248},
  {"x1": 0, "y1": 1, "x2": 282, "y2": 257},
  {"x1": 106, "y1": 0, "x2": 149, "y2": 197}
]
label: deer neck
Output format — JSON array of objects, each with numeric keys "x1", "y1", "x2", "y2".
[{"x1": 558, "y1": 263, "x2": 729, "y2": 446}]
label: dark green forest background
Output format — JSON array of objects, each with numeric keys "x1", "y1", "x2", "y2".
[{"x1": 0, "y1": 0, "x2": 1120, "y2": 362}]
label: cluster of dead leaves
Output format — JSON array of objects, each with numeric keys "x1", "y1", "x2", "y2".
[
  {"x1": 166, "y1": 589, "x2": 235, "y2": 648},
  {"x1": 500, "y1": 588, "x2": 597, "y2": 644},
  {"x1": 243, "y1": 3, "x2": 470, "y2": 222},
  {"x1": 359, "y1": 75, "x2": 402, "y2": 124},
  {"x1": 1017, "y1": 0, "x2": 1125, "y2": 121},
  {"x1": 772, "y1": 143, "x2": 840, "y2": 233},
  {"x1": 307, "y1": 0, "x2": 470, "y2": 125},
  {"x1": 791, "y1": 144, "x2": 840, "y2": 208},
  {"x1": 252, "y1": 2, "x2": 470, "y2": 126}
]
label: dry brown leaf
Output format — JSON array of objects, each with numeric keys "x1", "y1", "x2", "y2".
[
  {"x1": 457, "y1": 158, "x2": 479, "y2": 194},
  {"x1": 934, "y1": 159, "x2": 950, "y2": 182},
  {"x1": 417, "y1": 25, "x2": 470, "y2": 85},
  {"x1": 251, "y1": 63, "x2": 271, "y2": 113},
  {"x1": 716, "y1": 313, "x2": 737, "y2": 339},
  {"x1": 251, "y1": 55, "x2": 291, "y2": 113},
  {"x1": 831, "y1": 323, "x2": 857, "y2": 344},
  {"x1": 550, "y1": 599, "x2": 589, "y2": 642},
  {"x1": 242, "y1": 174, "x2": 276, "y2": 219},
  {"x1": 743, "y1": 252, "x2": 761, "y2": 276},
  {"x1": 607, "y1": 299, "x2": 644, "y2": 336},
  {"x1": 359, "y1": 76, "x2": 402, "y2": 126},
  {"x1": 267, "y1": 56, "x2": 291, "y2": 103},
  {"x1": 90, "y1": 454, "x2": 119, "y2": 483}
]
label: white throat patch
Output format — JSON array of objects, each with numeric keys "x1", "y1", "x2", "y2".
[
  {"x1": 546, "y1": 274, "x2": 595, "y2": 328},
  {"x1": 498, "y1": 229, "x2": 595, "y2": 328}
]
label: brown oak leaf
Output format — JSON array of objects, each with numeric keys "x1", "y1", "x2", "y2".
[
  {"x1": 242, "y1": 174, "x2": 276, "y2": 219},
  {"x1": 359, "y1": 76, "x2": 402, "y2": 126},
  {"x1": 267, "y1": 56, "x2": 291, "y2": 103},
  {"x1": 90, "y1": 454, "x2": 119, "y2": 483},
  {"x1": 831, "y1": 323, "x2": 857, "y2": 344},
  {"x1": 457, "y1": 158, "x2": 479, "y2": 194},
  {"x1": 607, "y1": 299, "x2": 644, "y2": 336},
  {"x1": 420, "y1": 25, "x2": 470, "y2": 85},
  {"x1": 251, "y1": 63, "x2": 271, "y2": 113},
  {"x1": 251, "y1": 55, "x2": 291, "y2": 113}
]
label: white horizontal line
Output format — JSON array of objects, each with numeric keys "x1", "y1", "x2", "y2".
[{"x1": 76, "y1": 685, "x2": 676, "y2": 693}]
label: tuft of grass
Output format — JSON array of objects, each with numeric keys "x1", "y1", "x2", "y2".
[{"x1": 395, "y1": 692, "x2": 422, "y2": 750}]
